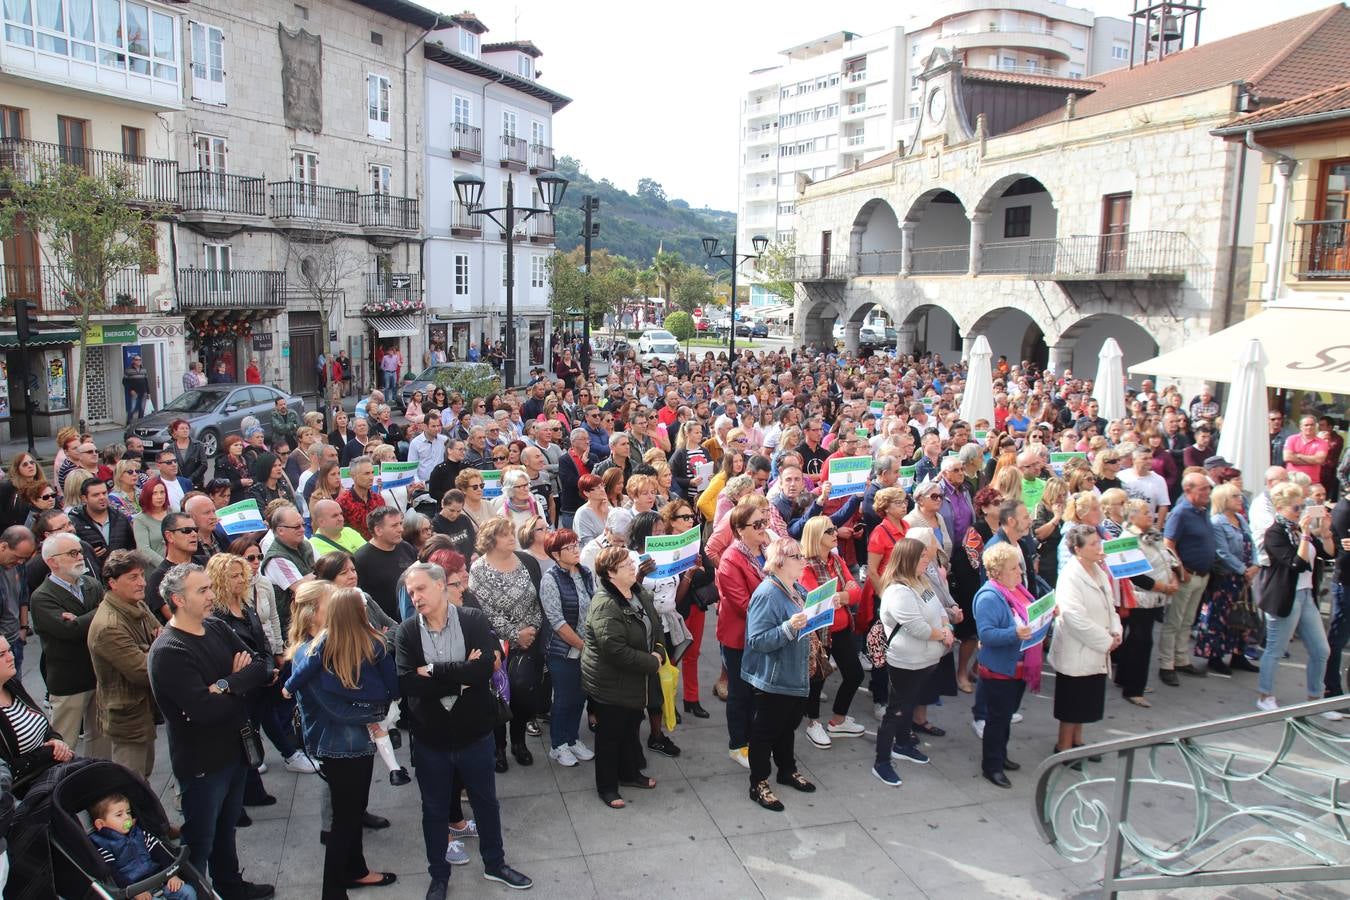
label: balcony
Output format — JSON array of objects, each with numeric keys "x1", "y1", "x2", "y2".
[
  {"x1": 450, "y1": 123, "x2": 482, "y2": 161},
  {"x1": 745, "y1": 128, "x2": 776, "y2": 146},
  {"x1": 1, "y1": 264, "x2": 148, "y2": 315},
  {"x1": 357, "y1": 194, "x2": 419, "y2": 245},
  {"x1": 844, "y1": 102, "x2": 868, "y2": 117},
  {"x1": 945, "y1": 28, "x2": 1072, "y2": 61},
  {"x1": 363, "y1": 273, "x2": 424, "y2": 315},
  {"x1": 527, "y1": 213, "x2": 555, "y2": 243},
  {"x1": 177, "y1": 268, "x2": 286, "y2": 310},
  {"x1": 177, "y1": 171, "x2": 266, "y2": 234},
  {"x1": 450, "y1": 201, "x2": 482, "y2": 237},
  {"x1": 529, "y1": 143, "x2": 555, "y2": 173},
  {"x1": 268, "y1": 182, "x2": 358, "y2": 234},
  {"x1": 0, "y1": 138, "x2": 177, "y2": 205},
  {"x1": 911, "y1": 245, "x2": 970, "y2": 275},
  {"x1": 981, "y1": 231, "x2": 1190, "y2": 280},
  {"x1": 791, "y1": 255, "x2": 851, "y2": 281},
  {"x1": 845, "y1": 69, "x2": 867, "y2": 83},
  {"x1": 499, "y1": 135, "x2": 528, "y2": 171},
  {"x1": 1291, "y1": 220, "x2": 1350, "y2": 280}
]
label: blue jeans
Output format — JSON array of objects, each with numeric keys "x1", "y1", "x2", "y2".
[
  {"x1": 720, "y1": 645, "x2": 753, "y2": 750},
  {"x1": 1325, "y1": 583, "x2": 1348, "y2": 697},
  {"x1": 162, "y1": 883, "x2": 198, "y2": 900},
  {"x1": 382, "y1": 369, "x2": 398, "y2": 393},
  {"x1": 1259, "y1": 588, "x2": 1330, "y2": 698},
  {"x1": 982, "y1": 678, "x2": 1026, "y2": 775},
  {"x1": 559, "y1": 512, "x2": 575, "y2": 530},
  {"x1": 125, "y1": 387, "x2": 145, "y2": 421},
  {"x1": 410, "y1": 733, "x2": 504, "y2": 881},
  {"x1": 546, "y1": 655, "x2": 583, "y2": 749},
  {"x1": 178, "y1": 762, "x2": 246, "y2": 889}
]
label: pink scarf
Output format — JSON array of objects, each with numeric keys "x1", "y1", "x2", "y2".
[{"x1": 992, "y1": 580, "x2": 1044, "y2": 693}]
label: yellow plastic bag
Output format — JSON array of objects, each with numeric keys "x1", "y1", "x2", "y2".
[{"x1": 658, "y1": 659, "x2": 679, "y2": 733}]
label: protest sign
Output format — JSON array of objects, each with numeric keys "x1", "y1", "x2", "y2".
[
  {"x1": 645, "y1": 525, "x2": 701, "y2": 578},
  {"x1": 826, "y1": 456, "x2": 872, "y2": 497},
  {"x1": 376, "y1": 460, "x2": 418, "y2": 490},
  {"x1": 1104, "y1": 536, "x2": 1153, "y2": 578},
  {"x1": 1021, "y1": 590, "x2": 1057, "y2": 650},
  {"x1": 219, "y1": 499, "x2": 265, "y2": 535},
  {"x1": 481, "y1": 468, "x2": 503, "y2": 498},
  {"x1": 801, "y1": 578, "x2": 838, "y2": 636}
]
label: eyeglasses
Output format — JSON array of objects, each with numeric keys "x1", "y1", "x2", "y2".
[
  {"x1": 823, "y1": 527, "x2": 837, "y2": 535},
  {"x1": 169, "y1": 526, "x2": 197, "y2": 535},
  {"x1": 468, "y1": 483, "x2": 485, "y2": 490},
  {"x1": 493, "y1": 454, "x2": 508, "y2": 461},
  {"x1": 447, "y1": 578, "x2": 468, "y2": 589},
  {"x1": 747, "y1": 519, "x2": 768, "y2": 530},
  {"x1": 54, "y1": 548, "x2": 83, "y2": 560},
  {"x1": 673, "y1": 512, "x2": 695, "y2": 521},
  {"x1": 243, "y1": 553, "x2": 262, "y2": 562},
  {"x1": 39, "y1": 492, "x2": 57, "y2": 501},
  {"x1": 784, "y1": 552, "x2": 804, "y2": 560},
  {"x1": 158, "y1": 459, "x2": 177, "y2": 466}
]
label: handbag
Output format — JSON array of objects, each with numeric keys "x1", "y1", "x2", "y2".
[
  {"x1": 489, "y1": 666, "x2": 513, "y2": 724},
  {"x1": 239, "y1": 723, "x2": 264, "y2": 769},
  {"x1": 865, "y1": 619, "x2": 904, "y2": 669},
  {"x1": 1228, "y1": 584, "x2": 1262, "y2": 633},
  {"x1": 807, "y1": 632, "x2": 832, "y2": 680}
]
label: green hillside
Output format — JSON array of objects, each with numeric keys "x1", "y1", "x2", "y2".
[{"x1": 551, "y1": 156, "x2": 736, "y2": 268}]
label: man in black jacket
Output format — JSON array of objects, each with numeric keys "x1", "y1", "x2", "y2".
[
  {"x1": 396, "y1": 562, "x2": 531, "y2": 898},
  {"x1": 148, "y1": 563, "x2": 274, "y2": 900},
  {"x1": 70, "y1": 479, "x2": 136, "y2": 566}
]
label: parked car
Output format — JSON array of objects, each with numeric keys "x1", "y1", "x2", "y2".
[
  {"x1": 750, "y1": 321, "x2": 770, "y2": 338},
  {"x1": 636, "y1": 329, "x2": 681, "y2": 365},
  {"x1": 396, "y1": 362, "x2": 496, "y2": 411},
  {"x1": 695, "y1": 318, "x2": 710, "y2": 332},
  {"x1": 125, "y1": 384, "x2": 304, "y2": 459}
]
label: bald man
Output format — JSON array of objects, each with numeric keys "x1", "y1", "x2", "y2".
[{"x1": 309, "y1": 498, "x2": 366, "y2": 556}]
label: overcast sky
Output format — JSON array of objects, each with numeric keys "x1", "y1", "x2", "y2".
[{"x1": 424, "y1": 0, "x2": 1337, "y2": 211}]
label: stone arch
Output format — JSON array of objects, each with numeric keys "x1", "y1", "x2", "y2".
[
  {"x1": 966, "y1": 306, "x2": 1048, "y2": 371},
  {"x1": 970, "y1": 175, "x2": 1059, "y2": 272},
  {"x1": 903, "y1": 187, "x2": 971, "y2": 275},
  {"x1": 1057, "y1": 313, "x2": 1160, "y2": 385},
  {"x1": 849, "y1": 198, "x2": 902, "y2": 256},
  {"x1": 901, "y1": 303, "x2": 962, "y2": 359}
]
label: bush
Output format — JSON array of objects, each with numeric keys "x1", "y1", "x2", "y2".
[
  {"x1": 663, "y1": 311, "x2": 695, "y2": 342},
  {"x1": 428, "y1": 363, "x2": 499, "y2": 400}
]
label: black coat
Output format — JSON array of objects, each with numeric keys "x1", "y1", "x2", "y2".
[
  {"x1": 558, "y1": 452, "x2": 589, "y2": 514},
  {"x1": 1258, "y1": 520, "x2": 1331, "y2": 618},
  {"x1": 172, "y1": 440, "x2": 208, "y2": 488},
  {"x1": 392, "y1": 606, "x2": 498, "y2": 751},
  {"x1": 70, "y1": 506, "x2": 136, "y2": 559}
]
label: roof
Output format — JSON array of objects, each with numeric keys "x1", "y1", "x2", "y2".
[
  {"x1": 483, "y1": 40, "x2": 543, "y2": 58},
  {"x1": 962, "y1": 68, "x2": 1103, "y2": 93},
  {"x1": 1011, "y1": 3, "x2": 1350, "y2": 133},
  {"x1": 424, "y1": 41, "x2": 571, "y2": 112},
  {"x1": 1213, "y1": 78, "x2": 1350, "y2": 133},
  {"x1": 346, "y1": 0, "x2": 448, "y2": 30},
  {"x1": 449, "y1": 11, "x2": 488, "y2": 34}
]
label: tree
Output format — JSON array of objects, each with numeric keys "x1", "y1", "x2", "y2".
[
  {"x1": 651, "y1": 251, "x2": 683, "y2": 308},
  {"x1": 283, "y1": 225, "x2": 368, "y2": 356},
  {"x1": 0, "y1": 162, "x2": 162, "y2": 425},
  {"x1": 636, "y1": 178, "x2": 667, "y2": 204},
  {"x1": 674, "y1": 267, "x2": 713, "y2": 314},
  {"x1": 754, "y1": 238, "x2": 798, "y2": 301},
  {"x1": 635, "y1": 268, "x2": 658, "y2": 301},
  {"x1": 663, "y1": 311, "x2": 695, "y2": 342}
]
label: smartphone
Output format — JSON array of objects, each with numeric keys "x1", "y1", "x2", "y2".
[{"x1": 638, "y1": 553, "x2": 652, "y2": 565}]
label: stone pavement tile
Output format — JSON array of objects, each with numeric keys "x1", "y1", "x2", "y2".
[
  {"x1": 672, "y1": 718, "x2": 759, "y2": 779},
  {"x1": 920, "y1": 869, "x2": 1088, "y2": 899},
  {"x1": 545, "y1": 734, "x2": 684, "y2": 794},
  {"x1": 586, "y1": 835, "x2": 763, "y2": 899},
  {"x1": 559, "y1": 780, "x2": 720, "y2": 856},
  {"x1": 231, "y1": 815, "x2": 286, "y2": 888},
  {"x1": 804, "y1": 754, "x2": 980, "y2": 820},
  {"x1": 688, "y1": 770, "x2": 856, "y2": 838},
  {"x1": 499, "y1": 790, "x2": 584, "y2": 863},
  {"x1": 728, "y1": 820, "x2": 919, "y2": 899},
  {"x1": 273, "y1": 857, "x2": 598, "y2": 900}
]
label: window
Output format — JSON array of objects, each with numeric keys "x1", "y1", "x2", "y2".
[
  {"x1": 368, "y1": 163, "x2": 391, "y2": 195},
  {"x1": 190, "y1": 21, "x2": 225, "y2": 104},
  {"x1": 120, "y1": 125, "x2": 143, "y2": 159},
  {"x1": 459, "y1": 28, "x2": 477, "y2": 56},
  {"x1": 293, "y1": 4, "x2": 307, "y2": 20},
  {"x1": 531, "y1": 120, "x2": 545, "y2": 147},
  {"x1": 777, "y1": 202, "x2": 795, "y2": 215},
  {"x1": 204, "y1": 243, "x2": 231, "y2": 291},
  {"x1": 528, "y1": 319, "x2": 544, "y2": 365},
  {"x1": 908, "y1": 104, "x2": 920, "y2": 119},
  {"x1": 0, "y1": 106, "x2": 24, "y2": 139},
  {"x1": 1002, "y1": 56, "x2": 1016, "y2": 69},
  {"x1": 292, "y1": 150, "x2": 317, "y2": 184},
  {"x1": 452, "y1": 94, "x2": 471, "y2": 125},
  {"x1": 4, "y1": 0, "x2": 177, "y2": 83},
  {"x1": 1111, "y1": 42, "x2": 1128, "y2": 61},
  {"x1": 1068, "y1": 68, "x2": 1083, "y2": 79},
  {"x1": 1004, "y1": 205, "x2": 1031, "y2": 238},
  {"x1": 367, "y1": 73, "x2": 391, "y2": 140},
  {"x1": 502, "y1": 109, "x2": 517, "y2": 139},
  {"x1": 57, "y1": 115, "x2": 88, "y2": 168},
  {"x1": 530, "y1": 254, "x2": 546, "y2": 288},
  {"x1": 517, "y1": 54, "x2": 531, "y2": 78},
  {"x1": 369, "y1": 30, "x2": 382, "y2": 46},
  {"x1": 194, "y1": 133, "x2": 225, "y2": 171},
  {"x1": 453, "y1": 254, "x2": 470, "y2": 296}
]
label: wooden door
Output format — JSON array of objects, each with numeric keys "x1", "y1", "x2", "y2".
[
  {"x1": 288, "y1": 329, "x2": 319, "y2": 398},
  {"x1": 1099, "y1": 192, "x2": 1131, "y2": 273},
  {"x1": 57, "y1": 116, "x2": 90, "y2": 172},
  {"x1": 2, "y1": 215, "x2": 41, "y2": 305},
  {"x1": 821, "y1": 230, "x2": 833, "y2": 276}
]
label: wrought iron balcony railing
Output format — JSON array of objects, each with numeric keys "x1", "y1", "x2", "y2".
[
  {"x1": 363, "y1": 272, "x2": 423, "y2": 313},
  {"x1": 178, "y1": 171, "x2": 267, "y2": 216},
  {"x1": 358, "y1": 194, "x2": 419, "y2": 232},
  {"x1": 269, "y1": 182, "x2": 358, "y2": 225},
  {"x1": 910, "y1": 244, "x2": 970, "y2": 274},
  {"x1": 528, "y1": 213, "x2": 555, "y2": 242},
  {"x1": 177, "y1": 268, "x2": 286, "y2": 309},
  {"x1": 529, "y1": 143, "x2": 555, "y2": 173},
  {"x1": 1291, "y1": 219, "x2": 1350, "y2": 280},
  {"x1": 791, "y1": 254, "x2": 851, "y2": 281},
  {"x1": 0, "y1": 137, "x2": 178, "y2": 204},
  {"x1": 1, "y1": 264, "x2": 149, "y2": 314},
  {"x1": 450, "y1": 123, "x2": 482, "y2": 159},
  {"x1": 499, "y1": 135, "x2": 528, "y2": 169},
  {"x1": 450, "y1": 201, "x2": 482, "y2": 236}
]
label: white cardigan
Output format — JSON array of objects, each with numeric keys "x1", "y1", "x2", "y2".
[
  {"x1": 1048, "y1": 557, "x2": 1122, "y2": 677},
  {"x1": 879, "y1": 582, "x2": 948, "y2": 671}
]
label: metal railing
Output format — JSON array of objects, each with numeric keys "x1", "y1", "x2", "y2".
[
  {"x1": 846, "y1": 69, "x2": 867, "y2": 82},
  {"x1": 1291, "y1": 219, "x2": 1350, "y2": 279},
  {"x1": 910, "y1": 244, "x2": 970, "y2": 274},
  {"x1": 1034, "y1": 696, "x2": 1350, "y2": 896},
  {"x1": 1, "y1": 263, "x2": 148, "y2": 313},
  {"x1": 363, "y1": 272, "x2": 423, "y2": 313},
  {"x1": 855, "y1": 250, "x2": 902, "y2": 276},
  {"x1": 0, "y1": 137, "x2": 178, "y2": 204},
  {"x1": 1044, "y1": 230, "x2": 1191, "y2": 277},
  {"x1": 529, "y1": 142, "x2": 555, "y2": 172},
  {"x1": 357, "y1": 194, "x2": 419, "y2": 231},
  {"x1": 451, "y1": 201, "x2": 482, "y2": 235},
  {"x1": 450, "y1": 123, "x2": 482, "y2": 158},
  {"x1": 528, "y1": 213, "x2": 555, "y2": 242},
  {"x1": 981, "y1": 238, "x2": 1062, "y2": 275},
  {"x1": 268, "y1": 182, "x2": 357, "y2": 224},
  {"x1": 499, "y1": 135, "x2": 528, "y2": 168},
  {"x1": 791, "y1": 254, "x2": 851, "y2": 281},
  {"x1": 178, "y1": 171, "x2": 266, "y2": 216},
  {"x1": 177, "y1": 268, "x2": 286, "y2": 309}
]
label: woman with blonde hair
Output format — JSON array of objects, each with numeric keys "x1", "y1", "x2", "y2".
[
  {"x1": 648, "y1": 461, "x2": 674, "y2": 509},
  {"x1": 284, "y1": 587, "x2": 399, "y2": 896},
  {"x1": 60, "y1": 468, "x2": 93, "y2": 511},
  {"x1": 712, "y1": 474, "x2": 754, "y2": 527},
  {"x1": 668, "y1": 420, "x2": 710, "y2": 500},
  {"x1": 1116, "y1": 499, "x2": 1179, "y2": 705},
  {"x1": 1057, "y1": 491, "x2": 1105, "y2": 573},
  {"x1": 625, "y1": 474, "x2": 660, "y2": 516},
  {"x1": 697, "y1": 445, "x2": 746, "y2": 522},
  {"x1": 308, "y1": 461, "x2": 343, "y2": 505},
  {"x1": 1032, "y1": 476, "x2": 1069, "y2": 587},
  {"x1": 1099, "y1": 487, "x2": 1129, "y2": 539},
  {"x1": 0, "y1": 451, "x2": 47, "y2": 529},
  {"x1": 1194, "y1": 482, "x2": 1259, "y2": 676},
  {"x1": 798, "y1": 516, "x2": 865, "y2": 748}
]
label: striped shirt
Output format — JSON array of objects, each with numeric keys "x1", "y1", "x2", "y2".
[{"x1": 2, "y1": 695, "x2": 49, "y2": 755}]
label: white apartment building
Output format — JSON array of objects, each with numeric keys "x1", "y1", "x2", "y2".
[
  {"x1": 423, "y1": 13, "x2": 568, "y2": 370},
  {"x1": 737, "y1": 0, "x2": 1143, "y2": 298}
]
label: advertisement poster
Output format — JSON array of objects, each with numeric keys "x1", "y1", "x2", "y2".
[
  {"x1": 0, "y1": 359, "x2": 9, "y2": 421},
  {"x1": 46, "y1": 354, "x2": 68, "y2": 411}
]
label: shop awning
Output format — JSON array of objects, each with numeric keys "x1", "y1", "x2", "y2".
[
  {"x1": 1129, "y1": 306, "x2": 1350, "y2": 393},
  {"x1": 0, "y1": 330, "x2": 81, "y2": 348},
  {"x1": 367, "y1": 315, "x2": 419, "y2": 338}
]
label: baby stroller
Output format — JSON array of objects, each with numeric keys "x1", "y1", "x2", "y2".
[{"x1": 5, "y1": 758, "x2": 216, "y2": 900}]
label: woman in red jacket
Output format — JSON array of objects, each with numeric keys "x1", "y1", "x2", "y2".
[
  {"x1": 799, "y1": 516, "x2": 865, "y2": 749},
  {"x1": 714, "y1": 502, "x2": 772, "y2": 770},
  {"x1": 862, "y1": 486, "x2": 910, "y2": 720}
]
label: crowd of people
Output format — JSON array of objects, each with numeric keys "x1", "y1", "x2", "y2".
[{"x1": 0, "y1": 339, "x2": 1345, "y2": 898}]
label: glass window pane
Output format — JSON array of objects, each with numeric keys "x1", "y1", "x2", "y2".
[
  {"x1": 3, "y1": 0, "x2": 32, "y2": 26},
  {"x1": 125, "y1": 1, "x2": 146, "y2": 55},
  {"x1": 151, "y1": 10, "x2": 172, "y2": 59},
  {"x1": 153, "y1": 62, "x2": 173, "y2": 79},
  {"x1": 68, "y1": 0, "x2": 91, "y2": 39},
  {"x1": 34, "y1": 0, "x2": 60, "y2": 30},
  {"x1": 97, "y1": 0, "x2": 119, "y2": 47}
]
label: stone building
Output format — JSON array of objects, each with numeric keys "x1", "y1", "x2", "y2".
[{"x1": 789, "y1": 4, "x2": 1350, "y2": 388}]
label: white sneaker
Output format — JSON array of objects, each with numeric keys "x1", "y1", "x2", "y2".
[
  {"x1": 873, "y1": 703, "x2": 887, "y2": 721},
  {"x1": 1320, "y1": 709, "x2": 1345, "y2": 721},
  {"x1": 825, "y1": 716, "x2": 866, "y2": 737},
  {"x1": 729, "y1": 746, "x2": 750, "y2": 769},
  {"x1": 1256, "y1": 696, "x2": 1279, "y2": 712},
  {"x1": 568, "y1": 740, "x2": 594, "y2": 761},
  {"x1": 1011, "y1": 712, "x2": 1024, "y2": 725},
  {"x1": 256, "y1": 762, "x2": 268, "y2": 774},
  {"x1": 970, "y1": 719, "x2": 986, "y2": 739},
  {"x1": 804, "y1": 721, "x2": 832, "y2": 748},
  {"x1": 445, "y1": 839, "x2": 471, "y2": 866},
  {"x1": 548, "y1": 745, "x2": 578, "y2": 767},
  {"x1": 284, "y1": 752, "x2": 319, "y2": 775}
]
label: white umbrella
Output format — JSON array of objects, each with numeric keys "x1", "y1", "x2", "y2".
[
  {"x1": 1216, "y1": 338, "x2": 1270, "y2": 490},
  {"x1": 959, "y1": 335, "x2": 994, "y2": 426},
  {"x1": 1090, "y1": 338, "x2": 1127, "y2": 423}
]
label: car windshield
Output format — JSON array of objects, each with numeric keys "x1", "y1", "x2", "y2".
[
  {"x1": 647, "y1": 331, "x2": 675, "y2": 341},
  {"x1": 161, "y1": 389, "x2": 226, "y2": 413}
]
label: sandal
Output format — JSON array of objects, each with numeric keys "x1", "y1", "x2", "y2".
[
  {"x1": 619, "y1": 775, "x2": 657, "y2": 790},
  {"x1": 913, "y1": 721, "x2": 946, "y2": 737},
  {"x1": 1125, "y1": 696, "x2": 1152, "y2": 708},
  {"x1": 599, "y1": 792, "x2": 626, "y2": 809},
  {"x1": 957, "y1": 679, "x2": 975, "y2": 694},
  {"x1": 776, "y1": 770, "x2": 816, "y2": 793},
  {"x1": 749, "y1": 780, "x2": 784, "y2": 811}
]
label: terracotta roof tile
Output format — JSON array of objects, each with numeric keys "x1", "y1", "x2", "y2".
[
  {"x1": 1217, "y1": 79, "x2": 1350, "y2": 130},
  {"x1": 962, "y1": 68, "x2": 1102, "y2": 92}
]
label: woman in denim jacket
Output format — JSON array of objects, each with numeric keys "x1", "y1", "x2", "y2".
[
  {"x1": 285, "y1": 587, "x2": 399, "y2": 900},
  {"x1": 1194, "y1": 483, "x2": 1259, "y2": 675}
]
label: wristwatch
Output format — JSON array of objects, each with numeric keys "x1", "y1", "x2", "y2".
[{"x1": 214, "y1": 678, "x2": 230, "y2": 694}]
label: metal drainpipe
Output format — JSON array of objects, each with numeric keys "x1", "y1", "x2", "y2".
[
  {"x1": 1220, "y1": 140, "x2": 1247, "y2": 329},
  {"x1": 403, "y1": 22, "x2": 435, "y2": 364},
  {"x1": 481, "y1": 71, "x2": 508, "y2": 346},
  {"x1": 1245, "y1": 130, "x2": 1298, "y2": 305}
]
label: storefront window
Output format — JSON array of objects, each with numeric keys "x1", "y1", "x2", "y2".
[
  {"x1": 452, "y1": 322, "x2": 469, "y2": 361},
  {"x1": 528, "y1": 319, "x2": 545, "y2": 366}
]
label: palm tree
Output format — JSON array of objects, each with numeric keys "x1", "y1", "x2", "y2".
[
  {"x1": 651, "y1": 251, "x2": 682, "y2": 308},
  {"x1": 635, "y1": 268, "x2": 658, "y2": 302}
]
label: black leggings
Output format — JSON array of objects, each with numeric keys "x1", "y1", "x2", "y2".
[
  {"x1": 320, "y1": 754, "x2": 374, "y2": 900},
  {"x1": 806, "y1": 629, "x2": 864, "y2": 720},
  {"x1": 1114, "y1": 607, "x2": 1159, "y2": 698}
]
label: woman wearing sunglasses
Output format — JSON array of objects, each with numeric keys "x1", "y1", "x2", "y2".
[
  {"x1": 0, "y1": 452, "x2": 48, "y2": 530},
  {"x1": 715, "y1": 501, "x2": 774, "y2": 770},
  {"x1": 19, "y1": 481, "x2": 58, "y2": 533},
  {"x1": 798, "y1": 516, "x2": 865, "y2": 749}
]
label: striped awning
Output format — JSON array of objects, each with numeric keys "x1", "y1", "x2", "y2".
[
  {"x1": 0, "y1": 330, "x2": 81, "y2": 348},
  {"x1": 366, "y1": 315, "x2": 419, "y2": 338}
]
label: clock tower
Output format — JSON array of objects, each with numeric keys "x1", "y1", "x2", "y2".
[{"x1": 906, "y1": 47, "x2": 975, "y2": 156}]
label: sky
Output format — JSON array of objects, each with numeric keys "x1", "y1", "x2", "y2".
[{"x1": 424, "y1": 0, "x2": 1339, "y2": 211}]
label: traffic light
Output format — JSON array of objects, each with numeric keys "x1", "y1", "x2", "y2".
[{"x1": 14, "y1": 299, "x2": 36, "y2": 345}]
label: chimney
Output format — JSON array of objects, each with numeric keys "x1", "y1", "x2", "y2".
[{"x1": 1064, "y1": 93, "x2": 1077, "y2": 120}]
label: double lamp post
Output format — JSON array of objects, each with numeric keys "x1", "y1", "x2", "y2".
[{"x1": 702, "y1": 234, "x2": 767, "y2": 368}]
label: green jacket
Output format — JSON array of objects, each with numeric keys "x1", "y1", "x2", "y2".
[
  {"x1": 31, "y1": 574, "x2": 104, "y2": 696},
  {"x1": 581, "y1": 582, "x2": 662, "y2": 709},
  {"x1": 87, "y1": 596, "x2": 160, "y2": 742}
]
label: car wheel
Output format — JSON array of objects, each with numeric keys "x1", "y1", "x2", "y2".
[{"x1": 199, "y1": 428, "x2": 220, "y2": 458}]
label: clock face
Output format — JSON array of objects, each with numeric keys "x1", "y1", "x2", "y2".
[{"x1": 928, "y1": 87, "x2": 947, "y2": 124}]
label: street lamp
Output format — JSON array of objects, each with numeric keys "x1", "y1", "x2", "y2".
[
  {"x1": 454, "y1": 171, "x2": 568, "y2": 388},
  {"x1": 703, "y1": 234, "x2": 768, "y2": 369}
]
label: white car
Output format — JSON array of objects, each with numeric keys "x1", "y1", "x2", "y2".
[{"x1": 636, "y1": 329, "x2": 681, "y2": 365}]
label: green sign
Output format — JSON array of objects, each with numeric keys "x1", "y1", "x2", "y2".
[
  {"x1": 899, "y1": 465, "x2": 917, "y2": 489},
  {"x1": 83, "y1": 323, "x2": 138, "y2": 345},
  {"x1": 1021, "y1": 476, "x2": 1046, "y2": 513}
]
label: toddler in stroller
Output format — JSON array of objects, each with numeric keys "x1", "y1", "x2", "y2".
[{"x1": 88, "y1": 793, "x2": 195, "y2": 900}]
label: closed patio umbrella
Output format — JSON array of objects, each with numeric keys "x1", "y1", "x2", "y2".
[
  {"x1": 1216, "y1": 338, "x2": 1270, "y2": 490},
  {"x1": 1092, "y1": 338, "x2": 1127, "y2": 423},
  {"x1": 959, "y1": 335, "x2": 994, "y2": 427}
]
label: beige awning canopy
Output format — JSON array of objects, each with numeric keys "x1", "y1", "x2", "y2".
[{"x1": 1129, "y1": 306, "x2": 1350, "y2": 394}]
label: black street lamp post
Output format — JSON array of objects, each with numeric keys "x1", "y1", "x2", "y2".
[
  {"x1": 702, "y1": 234, "x2": 768, "y2": 370},
  {"x1": 454, "y1": 172, "x2": 568, "y2": 389}
]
